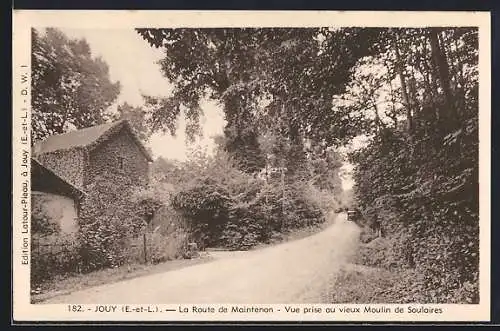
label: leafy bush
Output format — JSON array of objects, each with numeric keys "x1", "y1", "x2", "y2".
[
  {"x1": 31, "y1": 232, "x2": 80, "y2": 287},
  {"x1": 284, "y1": 181, "x2": 325, "y2": 229},
  {"x1": 137, "y1": 183, "x2": 193, "y2": 263},
  {"x1": 351, "y1": 105, "x2": 479, "y2": 303},
  {"x1": 170, "y1": 151, "x2": 331, "y2": 250},
  {"x1": 124, "y1": 229, "x2": 191, "y2": 265},
  {"x1": 327, "y1": 265, "x2": 403, "y2": 304},
  {"x1": 355, "y1": 238, "x2": 397, "y2": 269},
  {"x1": 77, "y1": 172, "x2": 199, "y2": 272},
  {"x1": 358, "y1": 225, "x2": 379, "y2": 244},
  {"x1": 171, "y1": 179, "x2": 232, "y2": 247}
]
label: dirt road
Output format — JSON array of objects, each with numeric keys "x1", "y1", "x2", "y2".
[{"x1": 44, "y1": 213, "x2": 360, "y2": 304}]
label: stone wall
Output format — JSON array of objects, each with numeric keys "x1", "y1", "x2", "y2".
[{"x1": 85, "y1": 127, "x2": 150, "y2": 188}]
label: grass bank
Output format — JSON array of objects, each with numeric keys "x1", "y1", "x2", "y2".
[
  {"x1": 325, "y1": 263, "x2": 403, "y2": 303},
  {"x1": 323, "y1": 223, "x2": 409, "y2": 304}
]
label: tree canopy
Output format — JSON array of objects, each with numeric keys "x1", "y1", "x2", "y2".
[
  {"x1": 136, "y1": 28, "x2": 383, "y2": 172},
  {"x1": 31, "y1": 28, "x2": 121, "y2": 142}
]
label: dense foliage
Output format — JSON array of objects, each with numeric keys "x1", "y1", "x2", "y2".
[
  {"x1": 31, "y1": 28, "x2": 120, "y2": 142},
  {"x1": 350, "y1": 27, "x2": 479, "y2": 303},
  {"x1": 77, "y1": 173, "x2": 189, "y2": 272},
  {"x1": 112, "y1": 102, "x2": 152, "y2": 142},
  {"x1": 77, "y1": 173, "x2": 145, "y2": 271},
  {"x1": 136, "y1": 28, "x2": 382, "y2": 172},
  {"x1": 134, "y1": 27, "x2": 374, "y2": 250},
  {"x1": 164, "y1": 150, "x2": 335, "y2": 250},
  {"x1": 31, "y1": 232, "x2": 80, "y2": 288}
]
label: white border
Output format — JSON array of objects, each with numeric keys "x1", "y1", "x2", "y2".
[{"x1": 12, "y1": 10, "x2": 491, "y2": 322}]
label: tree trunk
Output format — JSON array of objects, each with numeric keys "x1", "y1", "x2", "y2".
[
  {"x1": 392, "y1": 32, "x2": 413, "y2": 134},
  {"x1": 408, "y1": 71, "x2": 419, "y2": 130},
  {"x1": 429, "y1": 28, "x2": 456, "y2": 124},
  {"x1": 384, "y1": 60, "x2": 400, "y2": 127},
  {"x1": 416, "y1": 38, "x2": 436, "y2": 103},
  {"x1": 372, "y1": 98, "x2": 386, "y2": 133},
  {"x1": 452, "y1": 37, "x2": 466, "y2": 89},
  {"x1": 421, "y1": 49, "x2": 441, "y2": 122}
]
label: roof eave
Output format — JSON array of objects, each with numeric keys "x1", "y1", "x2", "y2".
[{"x1": 31, "y1": 157, "x2": 87, "y2": 199}]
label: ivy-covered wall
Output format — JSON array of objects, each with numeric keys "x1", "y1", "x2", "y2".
[
  {"x1": 85, "y1": 127, "x2": 150, "y2": 188},
  {"x1": 37, "y1": 148, "x2": 86, "y2": 188}
]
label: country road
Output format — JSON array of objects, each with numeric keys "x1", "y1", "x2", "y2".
[{"x1": 43, "y1": 213, "x2": 360, "y2": 304}]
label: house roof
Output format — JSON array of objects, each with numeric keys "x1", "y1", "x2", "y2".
[
  {"x1": 31, "y1": 158, "x2": 85, "y2": 200},
  {"x1": 33, "y1": 120, "x2": 153, "y2": 162}
]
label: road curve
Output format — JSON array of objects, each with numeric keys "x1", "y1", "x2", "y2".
[{"x1": 44, "y1": 213, "x2": 360, "y2": 304}]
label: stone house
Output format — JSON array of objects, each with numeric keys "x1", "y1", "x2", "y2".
[
  {"x1": 31, "y1": 158, "x2": 85, "y2": 234},
  {"x1": 32, "y1": 120, "x2": 153, "y2": 233}
]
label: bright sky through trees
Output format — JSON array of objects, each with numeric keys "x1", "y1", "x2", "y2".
[
  {"x1": 60, "y1": 28, "x2": 226, "y2": 162},
  {"x1": 57, "y1": 28, "x2": 364, "y2": 189}
]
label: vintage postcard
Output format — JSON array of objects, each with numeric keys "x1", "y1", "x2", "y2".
[{"x1": 12, "y1": 10, "x2": 491, "y2": 322}]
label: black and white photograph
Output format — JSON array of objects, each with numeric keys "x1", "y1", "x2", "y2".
[{"x1": 12, "y1": 10, "x2": 490, "y2": 322}]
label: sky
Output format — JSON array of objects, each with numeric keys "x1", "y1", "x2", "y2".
[
  {"x1": 60, "y1": 28, "x2": 226, "y2": 162},
  {"x1": 57, "y1": 28, "x2": 359, "y2": 190}
]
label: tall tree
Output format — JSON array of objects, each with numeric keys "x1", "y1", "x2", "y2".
[
  {"x1": 113, "y1": 102, "x2": 151, "y2": 142},
  {"x1": 349, "y1": 27, "x2": 479, "y2": 303},
  {"x1": 391, "y1": 30, "x2": 414, "y2": 133},
  {"x1": 136, "y1": 28, "x2": 382, "y2": 172},
  {"x1": 31, "y1": 28, "x2": 121, "y2": 142}
]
